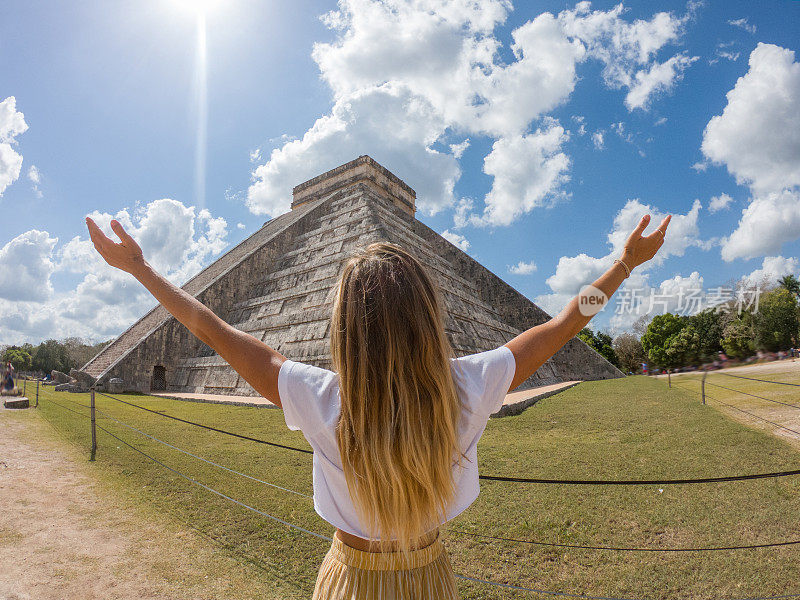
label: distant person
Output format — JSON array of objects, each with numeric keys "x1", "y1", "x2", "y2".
[
  {"x1": 641, "y1": 362, "x2": 648, "y2": 376},
  {"x1": 2, "y1": 362, "x2": 15, "y2": 392},
  {"x1": 86, "y1": 213, "x2": 670, "y2": 599}
]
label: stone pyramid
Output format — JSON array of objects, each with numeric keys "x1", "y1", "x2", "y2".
[{"x1": 83, "y1": 156, "x2": 622, "y2": 395}]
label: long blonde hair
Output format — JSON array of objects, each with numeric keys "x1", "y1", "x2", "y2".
[{"x1": 331, "y1": 242, "x2": 464, "y2": 555}]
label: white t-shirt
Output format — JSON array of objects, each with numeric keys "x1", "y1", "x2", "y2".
[{"x1": 277, "y1": 344, "x2": 516, "y2": 539}]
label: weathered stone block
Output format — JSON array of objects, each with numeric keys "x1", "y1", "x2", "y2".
[{"x1": 51, "y1": 370, "x2": 72, "y2": 384}]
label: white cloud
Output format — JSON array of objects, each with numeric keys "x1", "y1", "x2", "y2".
[
  {"x1": 0, "y1": 230, "x2": 57, "y2": 302},
  {"x1": 0, "y1": 96, "x2": 28, "y2": 196},
  {"x1": 611, "y1": 121, "x2": 633, "y2": 143},
  {"x1": 474, "y1": 121, "x2": 570, "y2": 226},
  {"x1": 741, "y1": 256, "x2": 799, "y2": 289},
  {"x1": 546, "y1": 252, "x2": 610, "y2": 296},
  {"x1": 449, "y1": 139, "x2": 470, "y2": 159},
  {"x1": 691, "y1": 161, "x2": 708, "y2": 172},
  {"x1": 249, "y1": 1, "x2": 698, "y2": 228},
  {"x1": 654, "y1": 117, "x2": 667, "y2": 126},
  {"x1": 607, "y1": 270, "x2": 708, "y2": 332},
  {"x1": 247, "y1": 83, "x2": 459, "y2": 217},
  {"x1": 312, "y1": 1, "x2": 583, "y2": 138},
  {"x1": 701, "y1": 43, "x2": 800, "y2": 196},
  {"x1": 536, "y1": 198, "x2": 705, "y2": 316},
  {"x1": 625, "y1": 53, "x2": 698, "y2": 110},
  {"x1": 0, "y1": 96, "x2": 27, "y2": 142},
  {"x1": 701, "y1": 44, "x2": 800, "y2": 262},
  {"x1": 592, "y1": 130, "x2": 605, "y2": 149},
  {"x1": 236, "y1": 222, "x2": 246, "y2": 230},
  {"x1": 708, "y1": 192, "x2": 733, "y2": 213},
  {"x1": 571, "y1": 115, "x2": 587, "y2": 136},
  {"x1": 27, "y1": 164, "x2": 42, "y2": 198},
  {"x1": 606, "y1": 198, "x2": 703, "y2": 264},
  {"x1": 728, "y1": 18, "x2": 756, "y2": 34},
  {"x1": 452, "y1": 197, "x2": 474, "y2": 229},
  {"x1": 508, "y1": 260, "x2": 537, "y2": 275},
  {"x1": 441, "y1": 229, "x2": 470, "y2": 251},
  {"x1": 559, "y1": 2, "x2": 698, "y2": 112},
  {"x1": 721, "y1": 189, "x2": 800, "y2": 261},
  {"x1": 0, "y1": 199, "x2": 229, "y2": 345}
]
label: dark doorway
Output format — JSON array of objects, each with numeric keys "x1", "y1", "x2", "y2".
[{"x1": 151, "y1": 365, "x2": 166, "y2": 391}]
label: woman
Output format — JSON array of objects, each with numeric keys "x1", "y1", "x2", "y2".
[
  {"x1": 3, "y1": 362, "x2": 15, "y2": 392},
  {"x1": 86, "y1": 212, "x2": 669, "y2": 599}
]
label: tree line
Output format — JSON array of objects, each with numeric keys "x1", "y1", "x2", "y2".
[
  {"x1": 580, "y1": 275, "x2": 800, "y2": 373},
  {"x1": 3, "y1": 274, "x2": 798, "y2": 378},
  {"x1": 1, "y1": 338, "x2": 112, "y2": 375}
]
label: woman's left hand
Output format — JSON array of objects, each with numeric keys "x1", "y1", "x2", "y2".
[
  {"x1": 85, "y1": 217, "x2": 146, "y2": 275},
  {"x1": 620, "y1": 214, "x2": 671, "y2": 271}
]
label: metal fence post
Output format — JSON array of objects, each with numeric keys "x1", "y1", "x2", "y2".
[
  {"x1": 35, "y1": 380, "x2": 39, "y2": 407},
  {"x1": 701, "y1": 371, "x2": 707, "y2": 405},
  {"x1": 23, "y1": 379, "x2": 26, "y2": 397},
  {"x1": 667, "y1": 370, "x2": 671, "y2": 388},
  {"x1": 90, "y1": 388, "x2": 97, "y2": 461}
]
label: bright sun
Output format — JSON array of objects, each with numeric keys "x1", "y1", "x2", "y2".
[{"x1": 171, "y1": 0, "x2": 223, "y2": 14}]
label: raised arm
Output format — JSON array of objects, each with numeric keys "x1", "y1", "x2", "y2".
[
  {"x1": 86, "y1": 217, "x2": 286, "y2": 407},
  {"x1": 504, "y1": 214, "x2": 671, "y2": 391}
]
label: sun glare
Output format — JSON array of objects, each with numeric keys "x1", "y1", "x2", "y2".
[{"x1": 172, "y1": 0, "x2": 223, "y2": 14}]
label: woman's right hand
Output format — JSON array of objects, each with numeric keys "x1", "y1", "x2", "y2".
[
  {"x1": 86, "y1": 217, "x2": 146, "y2": 275},
  {"x1": 620, "y1": 214, "x2": 671, "y2": 270}
]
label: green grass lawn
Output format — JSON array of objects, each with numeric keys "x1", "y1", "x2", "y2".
[{"x1": 30, "y1": 374, "x2": 800, "y2": 600}]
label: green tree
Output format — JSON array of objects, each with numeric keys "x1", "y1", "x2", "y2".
[
  {"x1": 686, "y1": 309, "x2": 723, "y2": 362},
  {"x1": 2, "y1": 346, "x2": 32, "y2": 371},
  {"x1": 778, "y1": 274, "x2": 800, "y2": 300},
  {"x1": 31, "y1": 340, "x2": 74, "y2": 374},
  {"x1": 665, "y1": 323, "x2": 702, "y2": 366},
  {"x1": 578, "y1": 328, "x2": 619, "y2": 367},
  {"x1": 641, "y1": 313, "x2": 688, "y2": 368},
  {"x1": 612, "y1": 333, "x2": 647, "y2": 373},
  {"x1": 721, "y1": 313, "x2": 755, "y2": 359},
  {"x1": 752, "y1": 288, "x2": 799, "y2": 351},
  {"x1": 63, "y1": 337, "x2": 112, "y2": 370}
]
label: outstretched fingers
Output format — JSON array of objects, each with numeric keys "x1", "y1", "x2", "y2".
[
  {"x1": 625, "y1": 214, "x2": 651, "y2": 247},
  {"x1": 86, "y1": 217, "x2": 112, "y2": 252},
  {"x1": 110, "y1": 219, "x2": 134, "y2": 245},
  {"x1": 632, "y1": 214, "x2": 651, "y2": 237},
  {"x1": 646, "y1": 214, "x2": 672, "y2": 242}
]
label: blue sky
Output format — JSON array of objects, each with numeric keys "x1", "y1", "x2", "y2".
[{"x1": 1, "y1": 0, "x2": 799, "y2": 345}]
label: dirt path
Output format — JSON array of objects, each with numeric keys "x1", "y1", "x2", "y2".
[{"x1": 0, "y1": 407, "x2": 291, "y2": 600}]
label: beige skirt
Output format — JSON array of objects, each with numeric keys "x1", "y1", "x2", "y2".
[{"x1": 312, "y1": 533, "x2": 459, "y2": 600}]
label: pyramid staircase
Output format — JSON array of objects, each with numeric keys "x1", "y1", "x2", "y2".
[{"x1": 83, "y1": 156, "x2": 622, "y2": 395}]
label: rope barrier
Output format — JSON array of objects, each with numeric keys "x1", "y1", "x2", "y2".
[
  {"x1": 705, "y1": 396, "x2": 800, "y2": 438},
  {"x1": 93, "y1": 390, "x2": 800, "y2": 486},
  {"x1": 448, "y1": 528, "x2": 800, "y2": 552},
  {"x1": 49, "y1": 392, "x2": 800, "y2": 553},
  {"x1": 94, "y1": 407, "x2": 313, "y2": 499},
  {"x1": 477, "y1": 469, "x2": 800, "y2": 485},
  {"x1": 705, "y1": 380, "x2": 800, "y2": 411},
  {"x1": 36, "y1": 385, "x2": 800, "y2": 598},
  {"x1": 87, "y1": 413, "x2": 655, "y2": 600},
  {"x1": 718, "y1": 372, "x2": 800, "y2": 387},
  {"x1": 40, "y1": 395, "x2": 91, "y2": 418},
  {"x1": 95, "y1": 390, "x2": 313, "y2": 454},
  {"x1": 672, "y1": 380, "x2": 800, "y2": 438},
  {"x1": 94, "y1": 422, "x2": 332, "y2": 541}
]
